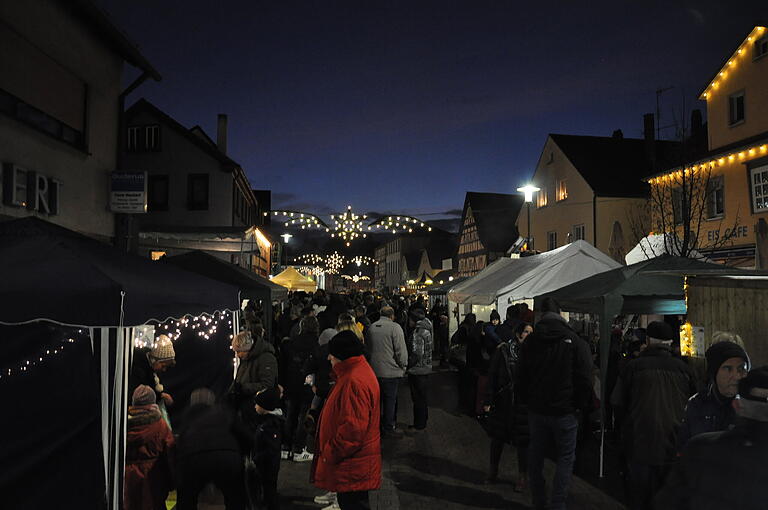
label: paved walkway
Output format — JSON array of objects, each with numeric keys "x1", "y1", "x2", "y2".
[{"x1": 278, "y1": 369, "x2": 628, "y2": 509}]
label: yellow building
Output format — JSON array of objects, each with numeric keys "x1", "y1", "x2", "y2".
[
  {"x1": 522, "y1": 132, "x2": 680, "y2": 262},
  {"x1": 648, "y1": 26, "x2": 768, "y2": 267}
]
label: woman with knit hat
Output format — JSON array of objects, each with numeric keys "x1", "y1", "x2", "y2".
[
  {"x1": 124, "y1": 385, "x2": 175, "y2": 510},
  {"x1": 676, "y1": 339, "x2": 750, "y2": 451},
  {"x1": 129, "y1": 335, "x2": 176, "y2": 426},
  {"x1": 228, "y1": 326, "x2": 279, "y2": 429}
]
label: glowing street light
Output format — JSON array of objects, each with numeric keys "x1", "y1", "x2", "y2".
[{"x1": 517, "y1": 184, "x2": 540, "y2": 251}]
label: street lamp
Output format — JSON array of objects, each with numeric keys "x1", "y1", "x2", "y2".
[
  {"x1": 281, "y1": 233, "x2": 292, "y2": 266},
  {"x1": 517, "y1": 184, "x2": 540, "y2": 251}
]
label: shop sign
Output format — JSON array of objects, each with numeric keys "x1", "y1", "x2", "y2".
[
  {"x1": 2, "y1": 163, "x2": 61, "y2": 215},
  {"x1": 110, "y1": 172, "x2": 147, "y2": 213},
  {"x1": 707, "y1": 225, "x2": 749, "y2": 242}
]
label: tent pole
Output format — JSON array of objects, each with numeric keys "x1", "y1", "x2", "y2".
[{"x1": 598, "y1": 306, "x2": 612, "y2": 479}]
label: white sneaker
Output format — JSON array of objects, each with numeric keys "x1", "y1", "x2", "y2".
[
  {"x1": 280, "y1": 450, "x2": 291, "y2": 460},
  {"x1": 314, "y1": 491, "x2": 337, "y2": 505},
  {"x1": 293, "y1": 447, "x2": 314, "y2": 462},
  {"x1": 321, "y1": 503, "x2": 340, "y2": 510}
]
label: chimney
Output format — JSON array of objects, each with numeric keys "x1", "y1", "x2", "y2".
[
  {"x1": 643, "y1": 113, "x2": 656, "y2": 170},
  {"x1": 217, "y1": 114, "x2": 228, "y2": 155},
  {"x1": 611, "y1": 129, "x2": 624, "y2": 139}
]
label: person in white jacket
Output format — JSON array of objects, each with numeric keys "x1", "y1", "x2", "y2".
[{"x1": 366, "y1": 306, "x2": 408, "y2": 435}]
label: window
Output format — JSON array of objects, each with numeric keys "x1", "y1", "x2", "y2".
[
  {"x1": 706, "y1": 176, "x2": 725, "y2": 219},
  {"x1": 147, "y1": 174, "x2": 169, "y2": 211},
  {"x1": 150, "y1": 251, "x2": 167, "y2": 261},
  {"x1": 572, "y1": 224, "x2": 585, "y2": 241},
  {"x1": 187, "y1": 173, "x2": 210, "y2": 210},
  {"x1": 729, "y1": 91, "x2": 745, "y2": 125},
  {"x1": 537, "y1": 187, "x2": 548, "y2": 208},
  {"x1": 547, "y1": 152, "x2": 554, "y2": 164},
  {"x1": 547, "y1": 231, "x2": 557, "y2": 251},
  {"x1": 672, "y1": 188, "x2": 685, "y2": 225},
  {"x1": 127, "y1": 126, "x2": 141, "y2": 151},
  {"x1": 751, "y1": 165, "x2": 768, "y2": 212},
  {"x1": 754, "y1": 35, "x2": 768, "y2": 60},
  {"x1": 145, "y1": 125, "x2": 161, "y2": 151},
  {"x1": 557, "y1": 179, "x2": 568, "y2": 201}
]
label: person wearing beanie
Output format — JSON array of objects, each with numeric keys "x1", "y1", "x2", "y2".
[
  {"x1": 312, "y1": 330, "x2": 380, "y2": 509},
  {"x1": 125, "y1": 385, "x2": 175, "y2": 510},
  {"x1": 128, "y1": 335, "x2": 176, "y2": 415},
  {"x1": 228, "y1": 325, "x2": 278, "y2": 430},
  {"x1": 657, "y1": 366, "x2": 768, "y2": 510},
  {"x1": 405, "y1": 307, "x2": 433, "y2": 432},
  {"x1": 676, "y1": 340, "x2": 749, "y2": 451},
  {"x1": 610, "y1": 320, "x2": 698, "y2": 510},
  {"x1": 252, "y1": 387, "x2": 285, "y2": 510}
]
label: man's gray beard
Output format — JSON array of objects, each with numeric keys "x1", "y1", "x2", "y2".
[{"x1": 737, "y1": 399, "x2": 768, "y2": 422}]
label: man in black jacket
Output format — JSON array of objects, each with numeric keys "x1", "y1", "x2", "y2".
[
  {"x1": 516, "y1": 298, "x2": 593, "y2": 510},
  {"x1": 655, "y1": 366, "x2": 768, "y2": 510},
  {"x1": 610, "y1": 321, "x2": 697, "y2": 510}
]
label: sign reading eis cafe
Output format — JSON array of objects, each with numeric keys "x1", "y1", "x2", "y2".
[{"x1": 110, "y1": 172, "x2": 147, "y2": 214}]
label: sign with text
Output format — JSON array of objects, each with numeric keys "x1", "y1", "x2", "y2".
[
  {"x1": 110, "y1": 172, "x2": 147, "y2": 213},
  {"x1": 2, "y1": 163, "x2": 61, "y2": 215}
]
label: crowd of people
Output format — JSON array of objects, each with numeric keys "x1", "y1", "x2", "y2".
[{"x1": 122, "y1": 287, "x2": 768, "y2": 510}]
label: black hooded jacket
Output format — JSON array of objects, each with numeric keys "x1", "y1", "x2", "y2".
[{"x1": 515, "y1": 312, "x2": 593, "y2": 416}]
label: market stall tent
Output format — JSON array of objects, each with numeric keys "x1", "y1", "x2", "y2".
[
  {"x1": 534, "y1": 254, "x2": 731, "y2": 476},
  {"x1": 448, "y1": 240, "x2": 621, "y2": 318},
  {"x1": 0, "y1": 218, "x2": 240, "y2": 509},
  {"x1": 271, "y1": 266, "x2": 318, "y2": 292},
  {"x1": 625, "y1": 233, "x2": 706, "y2": 265}
]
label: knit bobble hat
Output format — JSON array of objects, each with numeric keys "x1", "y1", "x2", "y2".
[
  {"x1": 232, "y1": 331, "x2": 254, "y2": 352},
  {"x1": 149, "y1": 335, "x2": 175, "y2": 362},
  {"x1": 329, "y1": 330, "x2": 364, "y2": 361},
  {"x1": 132, "y1": 384, "x2": 156, "y2": 406},
  {"x1": 254, "y1": 387, "x2": 281, "y2": 412},
  {"x1": 706, "y1": 341, "x2": 749, "y2": 382}
]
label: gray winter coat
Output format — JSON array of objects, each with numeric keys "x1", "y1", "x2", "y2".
[
  {"x1": 407, "y1": 318, "x2": 433, "y2": 376},
  {"x1": 366, "y1": 317, "x2": 408, "y2": 378}
]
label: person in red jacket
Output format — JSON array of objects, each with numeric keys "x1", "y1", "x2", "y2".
[
  {"x1": 124, "y1": 385, "x2": 175, "y2": 510},
  {"x1": 311, "y1": 331, "x2": 381, "y2": 510}
]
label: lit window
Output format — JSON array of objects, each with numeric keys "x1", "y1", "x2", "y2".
[
  {"x1": 547, "y1": 231, "x2": 557, "y2": 251},
  {"x1": 537, "y1": 188, "x2": 548, "y2": 208},
  {"x1": 751, "y1": 165, "x2": 768, "y2": 212},
  {"x1": 706, "y1": 176, "x2": 725, "y2": 219},
  {"x1": 150, "y1": 251, "x2": 166, "y2": 261},
  {"x1": 572, "y1": 224, "x2": 585, "y2": 241},
  {"x1": 729, "y1": 91, "x2": 745, "y2": 125},
  {"x1": 557, "y1": 179, "x2": 568, "y2": 201}
]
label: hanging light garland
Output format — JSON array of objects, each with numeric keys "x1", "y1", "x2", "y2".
[
  {"x1": 350, "y1": 255, "x2": 376, "y2": 267},
  {"x1": 294, "y1": 254, "x2": 325, "y2": 265},
  {"x1": 134, "y1": 311, "x2": 234, "y2": 347},
  {"x1": 1, "y1": 328, "x2": 83, "y2": 382},
  {"x1": 264, "y1": 205, "x2": 434, "y2": 246},
  {"x1": 341, "y1": 274, "x2": 371, "y2": 282}
]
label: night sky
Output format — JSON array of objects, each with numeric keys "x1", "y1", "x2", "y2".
[{"x1": 99, "y1": 0, "x2": 764, "y2": 231}]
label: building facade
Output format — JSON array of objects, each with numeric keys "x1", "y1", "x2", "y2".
[
  {"x1": 648, "y1": 26, "x2": 768, "y2": 267},
  {"x1": 522, "y1": 130, "x2": 682, "y2": 262},
  {"x1": 121, "y1": 99, "x2": 270, "y2": 274},
  {"x1": 0, "y1": 0, "x2": 159, "y2": 240},
  {"x1": 457, "y1": 192, "x2": 523, "y2": 277}
]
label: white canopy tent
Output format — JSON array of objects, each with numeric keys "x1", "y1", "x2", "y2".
[
  {"x1": 448, "y1": 241, "x2": 622, "y2": 317},
  {"x1": 625, "y1": 233, "x2": 707, "y2": 265}
]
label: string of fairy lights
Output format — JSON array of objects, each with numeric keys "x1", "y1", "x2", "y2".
[
  {"x1": 293, "y1": 252, "x2": 377, "y2": 275},
  {"x1": 267, "y1": 205, "x2": 434, "y2": 246},
  {"x1": 1, "y1": 312, "x2": 237, "y2": 383}
]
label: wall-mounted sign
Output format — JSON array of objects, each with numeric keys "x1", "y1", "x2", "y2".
[
  {"x1": 2, "y1": 163, "x2": 61, "y2": 215},
  {"x1": 706, "y1": 225, "x2": 748, "y2": 242},
  {"x1": 110, "y1": 171, "x2": 147, "y2": 213}
]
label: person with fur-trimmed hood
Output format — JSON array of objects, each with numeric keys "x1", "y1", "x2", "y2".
[{"x1": 124, "y1": 385, "x2": 175, "y2": 510}]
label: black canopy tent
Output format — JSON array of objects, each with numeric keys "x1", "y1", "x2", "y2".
[
  {"x1": 534, "y1": 255, "x2": 735, "y2": 476},
  {"x1": 164, "y1": 250, "x2": 288, "y2": 340},
  {"x1": 0, "y1": 218, "x2": 240, "y2": 509}
]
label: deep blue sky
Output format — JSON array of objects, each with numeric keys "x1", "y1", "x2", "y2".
[{"x1": 99, "y1": 0, "x2": 764, "y2": 227}]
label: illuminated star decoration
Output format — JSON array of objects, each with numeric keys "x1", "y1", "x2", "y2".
[
  {"x1": 341, "y1": 274, "x2": 371, "y2": 282},
  {"x1": 325, "y1": 251, "x2": 346, "y2": 274},
  {"x1": 266, "y1": 206, "x2": 433, "y2": 246}
]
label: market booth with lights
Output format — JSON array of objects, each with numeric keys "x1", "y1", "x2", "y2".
[{"x1": 0, "y1": 218, "x2": 241, "y2": 509}]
